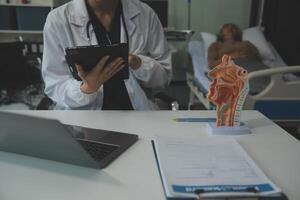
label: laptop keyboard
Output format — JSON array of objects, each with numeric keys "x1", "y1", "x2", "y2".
[{"x1": 77, "y1": 139, "x2": 120, "y2": 161}]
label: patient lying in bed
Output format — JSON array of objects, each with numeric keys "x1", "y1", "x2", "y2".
[{"x1": 208, "y1": 23, "x2": 270, "y2": 94}]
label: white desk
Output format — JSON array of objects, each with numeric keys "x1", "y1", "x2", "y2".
[{"x1": 0, "y1": 111, "x2": 299, "y2": 200}]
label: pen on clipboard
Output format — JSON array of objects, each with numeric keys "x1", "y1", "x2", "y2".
[
  {"x1": 195, "y1": 187, "x2": 259, "y2": 200},
  {"x1": 194, "y1": 187, "x2": 287, "y2": 200},
  {"x1": 173, "y1": 118, "x2": 216, "y2": 123}
]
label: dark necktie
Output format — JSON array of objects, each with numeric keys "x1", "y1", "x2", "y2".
[{"x1": 86, "y1": 1, "x2": 133, "y2": 110}]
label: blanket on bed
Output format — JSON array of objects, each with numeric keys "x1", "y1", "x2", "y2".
[{"x1": 233, "y1": 58, "x2": 270, "y2": 95}]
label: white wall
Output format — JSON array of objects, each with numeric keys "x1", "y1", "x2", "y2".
[{"x1": 168, "y1": 0, "x2": 252, "y2": 39}]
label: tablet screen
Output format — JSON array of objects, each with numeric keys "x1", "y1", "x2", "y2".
[{"x1": 65, "y1": 43, "x2": 129, "y2": 81}]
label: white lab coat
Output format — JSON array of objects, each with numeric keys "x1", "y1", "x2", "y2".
[{"x1": 42, "y1": 0, "x2": 172, "y2": 110}]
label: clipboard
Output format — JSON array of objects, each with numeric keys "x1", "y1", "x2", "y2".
[
  {"x1": 65, "y1": 43, "x2": 129, "y2": 81},
  {"x1": 151, "y1": 139, "x2": 288, "y2": 200}
]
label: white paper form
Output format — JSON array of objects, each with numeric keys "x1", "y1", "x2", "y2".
[{"x1": 153, "y1": 136, "x2": 281, "y2": 198}]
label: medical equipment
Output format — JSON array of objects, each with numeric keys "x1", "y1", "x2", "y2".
[{"x1": 207, "y1": 55, "x2": 249, "y2": 127}]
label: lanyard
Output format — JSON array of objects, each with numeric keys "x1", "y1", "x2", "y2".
[{"x1": 85, "y1": 3, "x2": 129, "y2": 46}]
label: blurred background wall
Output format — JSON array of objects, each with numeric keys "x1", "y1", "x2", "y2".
[{"x1": 168, "y1": 0, "x2": 252, "y2": 37}]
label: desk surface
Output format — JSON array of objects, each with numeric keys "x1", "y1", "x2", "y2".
[{"x1": 0, "y1": 111, "x2": 299, "y2": 200}]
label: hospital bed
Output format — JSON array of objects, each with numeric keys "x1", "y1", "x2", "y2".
[{"x1": 187, "y1": 38, "x2": 300, "y2": 121}]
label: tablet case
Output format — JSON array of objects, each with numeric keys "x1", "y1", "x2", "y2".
[{"x1": 65, "y1": 43, "x2": 129, "y2": 81}]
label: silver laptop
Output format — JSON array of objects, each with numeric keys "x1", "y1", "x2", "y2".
[{"x1": 0, "y1": 112, "x2": 138, "y2": 169}]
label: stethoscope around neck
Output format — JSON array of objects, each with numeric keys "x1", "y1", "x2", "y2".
[{"x1": 85, "y1": 7, "x2": 130, "y2": 46}]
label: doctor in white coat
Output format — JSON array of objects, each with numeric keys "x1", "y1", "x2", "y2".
[{"x1": 42, "y1": 0, "x2": 172, "y2": 110}]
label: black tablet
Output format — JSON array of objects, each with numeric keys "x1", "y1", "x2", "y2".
[{"x1": 65, "y1": 43, "x2": 129, "y2": 81}]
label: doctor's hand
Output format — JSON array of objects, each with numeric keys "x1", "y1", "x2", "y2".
[
  {"x1": 76, "y1": 56, "x2": 125, "y2": 94},
  {"x1": 129, "y1": 54, "x2": 142, "y2": 70}
]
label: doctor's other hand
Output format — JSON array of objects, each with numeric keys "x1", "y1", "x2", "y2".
[
  {"x1": 76, "y1": 56, "x2": 125, "y2": 94},
  {"x1": 129, "y1": 53, "x2": 142, "y2": 70}
]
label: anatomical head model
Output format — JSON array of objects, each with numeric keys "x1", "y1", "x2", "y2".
[{"x1": 207, "y1": 55, "x2": 249, "y2": 127}]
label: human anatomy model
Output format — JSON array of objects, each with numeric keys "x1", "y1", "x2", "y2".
[{"x1": 207, "y1": 55, "x2": 249, "y2": 127}]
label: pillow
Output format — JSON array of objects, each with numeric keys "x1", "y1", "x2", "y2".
[
  {"x1": 200, "y1": 32, "x2": 217, "y2": 60},
  {"x1": 243, "y1": 27, "x2": 276, "y2": 61}
]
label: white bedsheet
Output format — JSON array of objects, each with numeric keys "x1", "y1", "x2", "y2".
[{"x1": 188, "y1": 41, "x2": 211, "y2": 91}]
